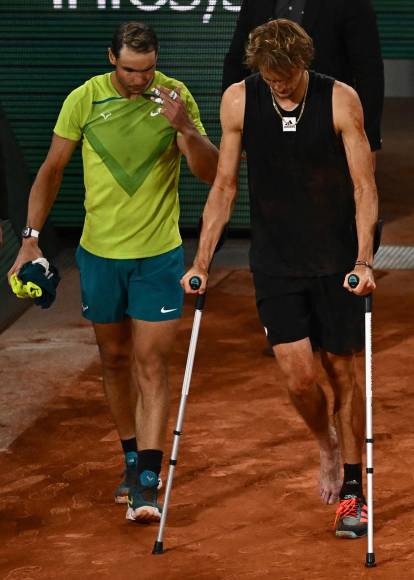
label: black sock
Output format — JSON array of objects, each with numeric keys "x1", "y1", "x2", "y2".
[
  {"x1": 137, "y1": 449, "x2": 163, "y2": 477},
  {"x1": 121, "y1": 437, "x2": 138, "y2": 455},
  {"x1": 340, "y1": 463, "x2": 363, "y2": 499}
]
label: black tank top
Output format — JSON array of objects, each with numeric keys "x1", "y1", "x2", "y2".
[{"x1": 243, "y1": 71, "x2": 357, "y2": 277}]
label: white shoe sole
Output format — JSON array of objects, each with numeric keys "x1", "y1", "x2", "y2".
[
  {"x1": 126, "y1": 505, "x2": 161, "y2": 523},
  {"x1": 336, "y1": 530, "x2": 366, "y2": 539}
]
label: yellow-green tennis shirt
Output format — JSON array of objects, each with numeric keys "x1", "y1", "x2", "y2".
[{"x1": 54, "y1": 71, "x2": 206, "y2": 258}]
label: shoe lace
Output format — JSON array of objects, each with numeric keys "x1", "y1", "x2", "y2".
[{"x1": 334, "y1": 497, "x2": 359, "y2": 528}]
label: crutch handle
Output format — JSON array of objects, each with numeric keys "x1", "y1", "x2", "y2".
[
  {"x1": 348, "y1": 274, "x2": 359, "y2": 289},
  {"x1": 188, "y1": 276, "x2": 206, "y2": 310},
  {"x1": 348, "y1": 274, "x2": 373, "y2": 312},
  {"x1": 189, "y1": 276, "x2": 202, "y2": 291}
]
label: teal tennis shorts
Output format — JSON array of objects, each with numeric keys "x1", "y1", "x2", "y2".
[{"x1": 76, "y1": 245, "x2": 184, "y2": 323}]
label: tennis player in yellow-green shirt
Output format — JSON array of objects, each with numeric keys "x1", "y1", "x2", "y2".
[{"x1": 9, "y1": 21, "x2": 218, "y2": 524}]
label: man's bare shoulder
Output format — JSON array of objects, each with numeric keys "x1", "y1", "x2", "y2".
[
  {"x1": 221, "y1": 81, "x2": 245, "y2": 129},
  {"x1": 333, "y1": 80, "x2": 364, "y2": 129},
  {"x1": 223, "y1": 81, "x2": 246, "y2": 103},
  {"x1": 333, "y1": 80, "x2": 361, "y2": 109}
]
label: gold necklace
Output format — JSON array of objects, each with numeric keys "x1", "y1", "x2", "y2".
[{"x1": 270, "y1": 71, "x2": 309, "y2": 128}]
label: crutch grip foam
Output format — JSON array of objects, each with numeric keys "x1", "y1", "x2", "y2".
[
  {"x1": 348, "y1": 274, "x2": 359, "y2": 289},
  {"x1": 189, "y1": 276, "x2": 202, "y2": 290}
]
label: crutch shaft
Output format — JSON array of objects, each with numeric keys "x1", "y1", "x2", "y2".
[
  {"x1": 364, "y1": 295, "x2": 376, "y2": 567},
  {"x1": 153, "y1": 227, "x2": 228, "y2": 555},
  {"x1": 347, "y1": 277, "x2": 376, "y2": 567},
  {"x1": 153, "y1": 307, "x2": 203, "y2": 554}
]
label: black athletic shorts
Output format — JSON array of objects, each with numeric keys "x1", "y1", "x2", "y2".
[{"x1": 253, "y1": 271, "x2": 364, "y2": 355}]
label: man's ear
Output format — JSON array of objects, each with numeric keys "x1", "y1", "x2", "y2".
[{"x1": 108, "y1": 48, "x2": 116, "y2": 66}]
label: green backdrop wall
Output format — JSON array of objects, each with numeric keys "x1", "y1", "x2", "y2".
[
  {"x1": 1, "y1": 1, "x2": 248, "y2": 229},
  {"x1": 0, "y1": 0, "x2": 413, "y2": 229}
]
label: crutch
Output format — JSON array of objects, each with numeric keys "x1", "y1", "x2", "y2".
[
  {"x1": 152, "y1": 274, "x2": 204, "y2": 555},
  {"x1": 347, "y1": 274, "x2": 375, "y2": 568},
  {"x1": 153, "y1": 225, "x2": 228, "y2": 555}
]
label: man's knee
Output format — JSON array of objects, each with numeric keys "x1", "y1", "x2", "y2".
[
  {"x1": 135, "y1": 353, "x2": 168, "y2": 386},
  {"x1": 321, "y1": 351, "x2": 355, "y2": 383},
  {"x1": 287, "y1": 366, "x2": 317, "y2": 397},
  {"x1": 98, "y1": 342, "x2": 131, "y2": 371},
  {"x1": 275, "y1": 342, "x2": 316, "y2": 396},
  {"x1": 277, "y1": 354, "x2": 316, "y2": 395}
]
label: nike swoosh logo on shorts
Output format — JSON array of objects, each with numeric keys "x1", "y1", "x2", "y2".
[{"x1": 161, "y1": 307, "x2": 178, "y2": 314}]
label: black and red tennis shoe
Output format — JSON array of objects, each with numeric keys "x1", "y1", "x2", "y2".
[{"x1": 334, "y1": 495, "x2": 368, "y2": 539}]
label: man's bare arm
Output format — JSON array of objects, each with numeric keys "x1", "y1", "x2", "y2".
[
  {"x1": 177, "y1": 133, "x2": 219, "y2": 185},
  {"x1": 333, "y1": 82, "x2": 378, "y2": 295},
  {"x1": 8, "y1": 134, "x2": 78, "y2": 278},
  {"x1": 181, "y1": 82, "x2": 245, "y2": 293}
]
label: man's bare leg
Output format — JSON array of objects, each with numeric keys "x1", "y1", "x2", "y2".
[
  {"x1": 131, "y1": 319, "x2": 180, "y2": 450},
  {"x1": 320, "y1": 351, "x2": 368, "y2": 538},
  {"x1": 320, "y1": 351, "x2": 364, "y2": 489},
  {"x1": 94, "y1": 320, "x2": 137, "y2": 440},
  {"x1": 124, "y1": 319, "x2": 179, "y2": 522},
  {"x1": 274, "y1": 338, "x2": 341, "y2": 504},
  {"x1": 93, "y1": 320, "x2": 140, "y2": 503}
]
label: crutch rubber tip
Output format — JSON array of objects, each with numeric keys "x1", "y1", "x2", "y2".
[
  {"x1": 365, "y1": 553, "x2": 376, "y2": 568},
  {"x1": 152, "y1": 541, "x2": 164, "y2": 555}
]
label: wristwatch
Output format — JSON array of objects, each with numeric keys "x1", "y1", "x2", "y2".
[{"x1": 22, "y1": 226, "x2": 40, "y2": 239}]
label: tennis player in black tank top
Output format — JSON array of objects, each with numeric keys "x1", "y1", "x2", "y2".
[{"x1": 182, "y1": 20, "x2": 378, "y2": 540}]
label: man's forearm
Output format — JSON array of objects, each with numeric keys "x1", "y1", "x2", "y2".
[
  {"x1": 27, "y1": 163, "x2": 63, "y2": 230},
  {"x1": 354, "y1": 185, "x2": 378, "y2": 263},
  {"x1": 180, "y1": 127, "x2": 219, "y2": 185},
  {"x1": 194, "y1": 183, "x2": 236, "y2": 271}
]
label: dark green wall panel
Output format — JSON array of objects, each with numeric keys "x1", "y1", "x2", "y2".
[
  {"x1": 0, "y1": 1, "x2": 412, "y2": 229},
  {"x1": 374, "y1": 0, "x2": 414, "y2": 58},
  {"x1": 0, "y1": 1, "x2": 246, "y2": 228}
]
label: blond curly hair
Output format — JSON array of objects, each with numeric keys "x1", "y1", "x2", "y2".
[{"x1": 245, "y1": 19, "x2": 314, "y2": 75}]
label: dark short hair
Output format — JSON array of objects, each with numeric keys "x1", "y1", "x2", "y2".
[
  {"x1": 245, "y1": 19, "x2": 314, "y2": 75},
  {"x1": 111, "y1": 21, "x2": 159, "y2": 58}
]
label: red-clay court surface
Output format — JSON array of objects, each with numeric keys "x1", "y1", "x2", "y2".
[{"x1": 1, "y1": 101, "x2": 414, "y2": 579}]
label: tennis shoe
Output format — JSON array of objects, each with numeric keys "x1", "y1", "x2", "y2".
[
  {"x1": 114, "y1": 451, "x2": 138, "y2": 504},
  {"x1": 126, "y1": 470, "x2": 162, "y2": 523},
  {"x1": 334, "y1": 495, "x2": 368, "y2": 539}
]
